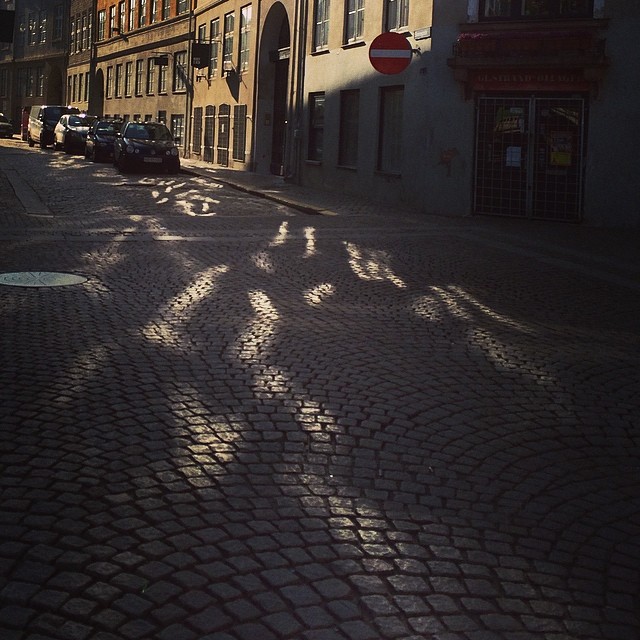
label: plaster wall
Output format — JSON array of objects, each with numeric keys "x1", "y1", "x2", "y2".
[{"x1": 583, "y1": 0, "x2": 640, "y2": 227}]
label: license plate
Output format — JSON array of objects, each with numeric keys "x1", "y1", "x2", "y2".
[{"x1": 144, "y1": 157, "x2": 162, "y2": 164}]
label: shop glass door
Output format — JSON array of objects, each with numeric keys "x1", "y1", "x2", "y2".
[{"x1": 474, "y1": 96, "x2": 586, "y2": 221}]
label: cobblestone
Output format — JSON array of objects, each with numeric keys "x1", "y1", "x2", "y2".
[{"x1": 0, "y1": 139, "x2": 639, "y2": 639}]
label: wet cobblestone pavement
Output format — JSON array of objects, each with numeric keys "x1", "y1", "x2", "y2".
[{"x1": 0, "y1": 139, "x2": 639, "y2": 640}]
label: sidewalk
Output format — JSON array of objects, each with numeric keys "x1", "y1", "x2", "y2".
[
  {"x1": 179, "y1": 157, "x2": 410, "y2": 218},
  {"x1": 179, "y1": 157, "x2": 640, "y2": 290}
]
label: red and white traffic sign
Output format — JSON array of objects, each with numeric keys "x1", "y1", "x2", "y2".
[{"x1": 369, "y1": 32, "x2": 413, "y2": 75}]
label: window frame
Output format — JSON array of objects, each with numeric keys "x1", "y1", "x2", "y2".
[
  {"x1": 239, "y1": 5, "x2": 252, "y2": 73},
  {"x1": 308, "y1": 92, "x2": 325, "y2": 162},
  {"x1": 313, "y1": 0, "x2": 330, "y2": 50},
  {"x1": 344, "y1": 0, "x2": 364, "y2": 44},
  {"x1": 173, "y1": 51, "x2": 187, "y2": 92},
  {"x1": 146, "y1": 58, "x2": 155, "y2": 94},
  {"x1": 377, "y1": 85, "x2": 404, "y2": 174},
  {"x1": 384, "y1": 0, "x2": 409, "y2": 31},
  {"x1": 209, "y1": 18, "x2": 220, "y2": 77},
  {"x1": 338, "y1": 89, "x2": 359, "y2": 167},
  {"x1": 479, "y1": 0, "x2": 594, "y2": 20}
]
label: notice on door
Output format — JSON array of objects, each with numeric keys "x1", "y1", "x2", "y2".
[{"x1": 549, "y1": 132, "x2": 572, "y2": 166}]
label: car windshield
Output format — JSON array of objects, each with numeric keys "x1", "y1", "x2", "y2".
[
  {"x1": 69, "y1": 116, "x2": 95, "y2": 127},
  {"x1": 96, "y1": 122, "x2": 120, "y2": 134},
  {"x1": 126, "y1": 123, "x2": 173, "y2": 141}
]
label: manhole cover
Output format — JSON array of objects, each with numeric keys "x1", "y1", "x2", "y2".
[{"x1": 0, "y1": 272, "x2": 88, "y2": 287}]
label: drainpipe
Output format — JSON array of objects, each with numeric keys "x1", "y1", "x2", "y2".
[
  {"x1": 184, "y1": 3, "x2": 195, "y2": 158},
  {"x1": 286, "y1": 0, "x2": 307, "y2": 182},
  {"x1": 249, "y1": 0, "x2": 261, "y2": 172}
]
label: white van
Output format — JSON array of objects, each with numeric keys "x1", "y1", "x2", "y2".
[{"x1": 27, "y1": 105, "x2": 79, "y2": 148}]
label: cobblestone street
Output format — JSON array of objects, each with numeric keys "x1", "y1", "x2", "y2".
[{"x1": 0, "y1": 140, "x2": 639, "y2": 640}]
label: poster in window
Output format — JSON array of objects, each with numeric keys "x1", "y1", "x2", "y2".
[{"x1": 549, "y1": 131, "x2": 572, "y2": 166}]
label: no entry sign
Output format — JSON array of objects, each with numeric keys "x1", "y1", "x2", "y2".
[{"x1": 369, "y1": 32, "x2": 412, "y2": 74}]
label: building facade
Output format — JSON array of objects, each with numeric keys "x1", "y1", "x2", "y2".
[
  {"x1": 0, "y1": 0, "x2": 68, "y2": 128},
  {"x1": 290, "y1": 0, "x2": 638, "y2": 227},
  {"x1": 91, "y1": 0, "x2": 191, "y2": 137}
]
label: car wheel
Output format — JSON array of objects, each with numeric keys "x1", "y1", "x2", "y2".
[
  {"x1": 64, "y1": 139, "x2": 71, "y2": 154},
  {"x1": 28, "y1": 136, "x2": 34, "y2": 147},
  {"x1": 39, "y1": 135, "x2": 46, "y2": 149}
]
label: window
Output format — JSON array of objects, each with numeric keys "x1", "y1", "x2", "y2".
[
  {"x1": 81, "y1": 14, "x2": 88, "y2": 49},
  {"x1": 119, "y1": 1, "x2": 125, "y2": 31},
  {"x1": 78, "y1": 74, "x2": 83, "y2": 102},
  {"x1": 0, "y1": 69, "x2": 8, "y2": 97},
  {"x1": 162, "y1": 0, "x2": 170, "y2": 20},
  {"x1": 135, "y1": 60, "x2": 144, "y2": 95},
  {"x1": 158, "y1": 62, "x2": 167, "y2": 93},
  {"x1": 223, "y1": 13, "x2": 234, "y2": 67},
  {"x1": 157, "y1": 110, "x2": 166, "y2": 123},
  {"x1": 308, "y1": 92, "x2": 324, "y2": 161},
  {"x1": 115, "y1": 63, "x2": 123, "y2": 97},
  {"x1": 173, "y1": 51, "x2": 187, "y2": 91},
  {"x1": 28, "y1": 12, "x2": 37, "y2": 45},
  {"x1": 36, "y1": 68, "x2": 44, "y2": 96},
  {"x1": 239, "y1": 5, "x2": 252, "y2": 72},
  {"x1": 38, "y1": 10, "x2": 47, "y2": 44},
  {"x1": 138, "y1": 0, "x2": 146, "y2": 27},
  {"x1": 209, "y1": 18, "x2": 220, "y2": 77},
  {"x1": 75, "y1": 16, "x2": 81, "y2": 51},
  {"x1": 25, "y1": 69, "x2": 34, "y2": 96},
  {"x1": 339, "y1": 90, "x2": 359, "y2": 166},
  {"x1": 70, "y1": 18, "x2": 76, "y2": 51},
  {"x1": 171, "y1": 114, "x2": 184, "y2": 145},
  {"x1": 198, "y1": 23, "x2": 206, "y2": 42},
  {"x1": 150, "y1": 0, "x2": 157, "y2": 23},
  {"x1": 128, "y1": 1, "x2": 135, "y2": 30},
  {"x1": 378, "y1": 86, "x2": 403, "y2": 173},
  {"x1": 314, "y1": 0, "x2": 330, "y2": 50},
  {"x1": 146, "y1": 58, "x2": 155, "y2": 94},
  {"x1": 233, "y1": 104, "x2": 247, "y2": 161},
  {"x1": 344, "y1": 0, "x2": 364, "y2": 43},
  {"x1": 53, "y1": 5, "x2": 63, "y2": 40},
  {"x1": 109, "y1": 6, "x2": 116, "y2": 36},
  {"x1": 84, "y1": 72, "x2": 89, "y2": 101},
  {"x1": 193, "y1": 106, "x2": 203, "y2": 154},
  {"x1": 177, "y1": 0, "x2": 188, "y2": 14},
  {"x1": 125, "y1": 61, "x2": 133, "y2": 96},
  {"x1": 480, "y1": 0, "x2": 593, "y2": 19},
  {"x1": 106, "y1": 66, "x2": 114, "y2": 98},
  {"x1": 385, "y1": 0, "x2": 409, "y2": 31}
]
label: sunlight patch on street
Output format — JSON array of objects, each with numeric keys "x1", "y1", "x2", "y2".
[
  {"x1": 344, "y1": 242, "x2": 406, "y2": 288},
  {"x1": 303, "y1": 282, "x2": 335, "y2": 305},
  {"x1": 142, "y1": 265, "x2": 229, "y2": 348}
]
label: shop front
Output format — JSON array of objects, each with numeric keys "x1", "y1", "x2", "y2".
[{"x1": 449, "y1": 25, "x2": 608, "y2": 222}]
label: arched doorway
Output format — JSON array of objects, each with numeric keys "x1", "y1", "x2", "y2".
[{"x1": 256, "y1": 3, "x2": 290, "y2": 175}]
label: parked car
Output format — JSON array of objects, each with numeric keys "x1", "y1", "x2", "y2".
[
  {"x1": 113, "y1": 121, "x2": 180, "y2": 174},
  {"x1": 54, "y1": 114, "x2": 97, "y2": 153},
  {"x1": 84, "y1": 118, "x2": 123, "y2": 162},
  {"x1": 27, "y1": 105, "x2": 80, "y2": 148},
  {"x1": 0, "y1": 113, "x2": 13, "y2": 138}
]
